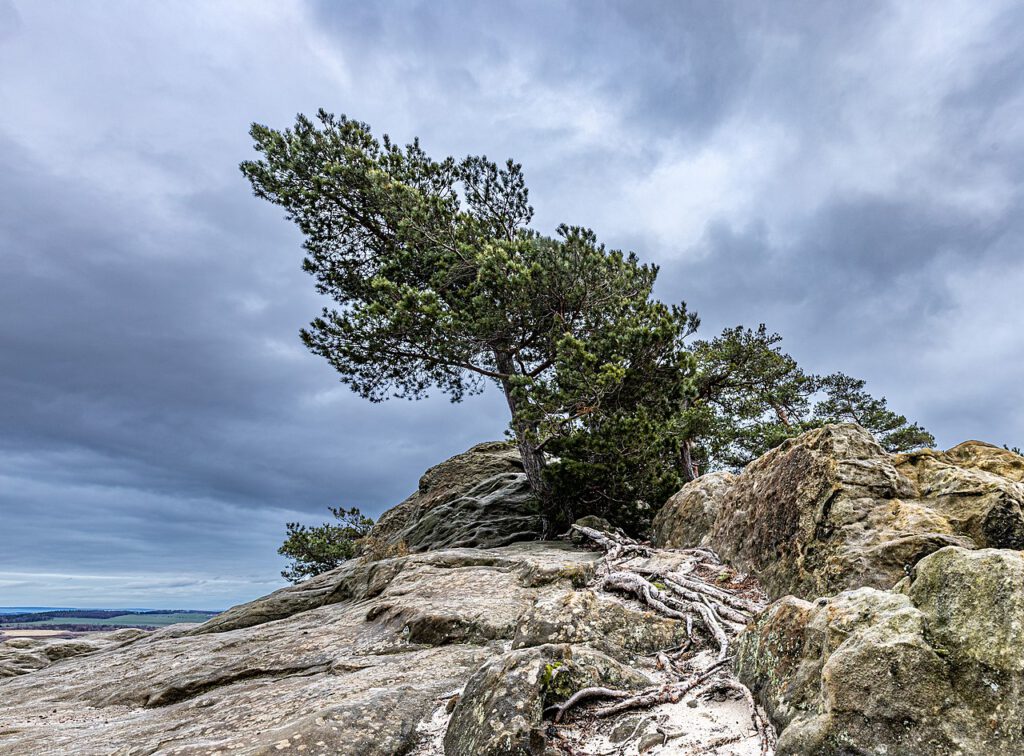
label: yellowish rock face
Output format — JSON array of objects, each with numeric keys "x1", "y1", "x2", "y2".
[{"x1": 654, "y1": 423, "x2": 1024, "y2": 600}]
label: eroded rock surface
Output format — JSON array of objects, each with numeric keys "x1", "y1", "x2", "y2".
[
  {"x1": 368, "y1": 441, "x2": 545, "y2": 552},
  {"x1": 0, "y1": 536, "x2": 773, "y2": 756},
  {"x1": 652, "y1": 423, "x2": 1024, "y2": 599},
  {"x1": 444, "y1": 643, "x2": 650, "y2": 756},
  {"x1": 736, "y1": 546, "x2": 1024, "y2": 755},
  {"x1": 0, "y1": 543, "x2": 598, "y2": 755},
  {"x1": 0, "y1": 628, "x2": 149, "y2": 678},
  {"x1": 8, "y1": 425, "x2": 1022, "y2": 756}
]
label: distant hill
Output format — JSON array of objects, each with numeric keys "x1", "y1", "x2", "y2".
[
  {"x1": 0, "y1": 607, "x2": 71, "y2": 615},
  {"x1": 0, "y1": 609, "x2": 219, "y2": 630}
]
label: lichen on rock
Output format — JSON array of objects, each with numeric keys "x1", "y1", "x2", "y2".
[{"x1": 737, "y1": 546, "x2": 1024, "y2": 755}]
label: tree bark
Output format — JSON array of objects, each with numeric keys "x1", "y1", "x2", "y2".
[
  {"x1": 680, "y1": 439, "x2": 699, "y2": 482},
  {"x1": 493, "y1": 351, "x2": 549, "y2": 499}
]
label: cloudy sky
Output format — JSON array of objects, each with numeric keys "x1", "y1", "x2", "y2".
[{"x1": 2, "y1": 1, "x2": 1022, "y2": 609}]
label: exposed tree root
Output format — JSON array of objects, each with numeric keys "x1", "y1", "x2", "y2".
[
  {"x1": 593, "y1": 657, "x2": 730, "y2": 718},
  {"x1": 563, "y1": 524, "x2": 777, "y2": 755},
  {"x1": 702, "y1": 679, "x2": 777, "y2": 756},
  {"x1": 571, "y1": 525, "x2": 651, "y2": 569},
  {"x1": 547, "y1": 686, "x2": 631, "y2": 723}
]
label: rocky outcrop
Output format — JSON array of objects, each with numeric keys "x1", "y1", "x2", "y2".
[
  {"x1": 6, "y1": 425, "x2": 1023, "y2": 755},
  {"x1": 444, "y1": 643, "x2": 650, "y2": 756},
  {"x1": 367, "y1": 441, "x2": 545, "y2": 552},
  {"x1": 652, "y1": 423, "x2": 1024, "y2": 600},
  {"x1": 650, "y1": 471, "x2": 736, "y2": 550},
  {"x1": 736, "y1": 546, "x2": 1024, "y2": 755},
  {"x1": 0, "y1": 543, "x2": 599, "y2": 755},
  {"x1": 0, "y1": 629, "x2": 149, "y2": 678},
  {"x1": 649, "y1": 424, "x2": 1024, "y2": 753},
  {"x1": 0, "y1": 538, "x2": 769, "y2": 755}
]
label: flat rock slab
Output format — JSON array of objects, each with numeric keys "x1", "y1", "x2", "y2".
[
  {"x1": 0, "y1": 543, "x2": 590, "y2": 755},
  {"x1": 0, "y1": 539, "x2": 772, "y2": 756}
]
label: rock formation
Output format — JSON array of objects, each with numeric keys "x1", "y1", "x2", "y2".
[
  {"x1": 0, "y1": 538, "x2": 766, "y2": 755},
  {"x1": 653, "y1": 423, "x2": 1024, "y2": 754},
  {"x1": 653, "y1": 423, "x2": 1024, "y2": 600},
  {"x1": 367, "y1": 441, "x2": 545, "y2": 553},
  {"x1": 3, "y1": 427, "x2": 1024, "y2": 755},
  {"x1": 736, "y1": 547, "x2": 1024, "y2": 754},
  {"x1": 0, "y1": 629, "x2": 148, "y2": 679}
]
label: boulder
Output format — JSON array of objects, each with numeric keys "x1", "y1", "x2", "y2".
[
  {"x1": 443, "y1": 644, "x2": 649, "y2": 756},
  {"x1": 650, "y1": 470, "x2": 735, "y2": 548},
  {"x1": 367, "y1": 441, "x2": 546, "y2": 553},
  {"x1": 736, "y1": 546, "x2": 1024, "y2": 755},
  {"x1": 653, "y1": 423, "x2": 1024, "y2": 599}
]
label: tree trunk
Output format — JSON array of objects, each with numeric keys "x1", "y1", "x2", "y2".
[
  {"x1": 680, "y1": 439, "x2": 699, "y2": 482},
  {"x1": 493, "y1": 352, "x2": 549, "y2": 498}
]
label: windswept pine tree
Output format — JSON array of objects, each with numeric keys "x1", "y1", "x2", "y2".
[
  {"x1": 242, "y1": 111, "x2": 697, "y2": 529},
  {"x1": 243, "y1": 112, "x2": 933, "y2": 532}
]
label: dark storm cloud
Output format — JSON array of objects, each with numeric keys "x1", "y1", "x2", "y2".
[{"x1": 1, "y1": 0, "x2": 1022, "y2": 606}]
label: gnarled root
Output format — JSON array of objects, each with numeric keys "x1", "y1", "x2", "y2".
[
  {"x1": 563, "y1": 525, "x2": 777, "y2": 754},
  {"x1": 546, "y1": 686, "x2": 630, "y2": 723},
  {"x1": 593, "y1": 658, "x2": 730, "y2": 718}
]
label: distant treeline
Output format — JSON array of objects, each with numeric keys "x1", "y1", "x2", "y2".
[
  {"x1": 1, "y1": 622, "x2": 160, "y2": 632},
  {"x1": 0, "y1": 609, "x2": 214, "y2": 624}
]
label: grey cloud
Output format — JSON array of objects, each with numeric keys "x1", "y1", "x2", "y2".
[{"x1": 2, "y1": 0, "x2": 1022, "y2": 607}]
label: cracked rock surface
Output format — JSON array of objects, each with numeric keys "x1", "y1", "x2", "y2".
[
  {"x1": 0, "y1": 543, "x2": 600, "y2": 755},
  {"x1": 653, "y1": 423, "x2": 1024, "y2": 600}
]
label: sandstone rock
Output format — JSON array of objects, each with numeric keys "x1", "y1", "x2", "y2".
[
  {"x1": 443, "y1": 644, "x2": 649, "y2": 756},
  {"x1": 511, "y1": 588, "x2": 691, "y2": 660},
  {"x1": 653, "y1": 423, "x2": 1024, "y2": 599},
  {"x1": 10, "y1": 428, "x2": 1018, "y2": 756},
  {"x1": 650, "y1": 470, "x2": 735, "y2": 548},
  {"x1": 0, "y1": 629, "x2": 148, "y2": 678},
  {"x1": 895, "y1": 445, "x2": 1024, "y2": 551},
  {"x1": 367, "y1": 441, "x2": 545, "y2": 552},
  {"x1": 0, "y1": 542, "x2": 600, "y2": 755},
  {"x1": 736, "y1": 545, "x2": 1024, "y2": 755},
  {"x1": 0, "y1": 535, "x2": 769, "y2": 755},
  {"x1": 939, "y1": 440, "x2": 1024, "y2": 483}
]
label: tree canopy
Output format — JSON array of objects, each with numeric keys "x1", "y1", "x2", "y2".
[
  {"x1": 682, "y1": 325, "x2": 935, "y2": 476},
  {"x1": 278, "y1": 507, "x2": 374, "y2": 583},
  {"x1": 244, "y1": 111, "x2": 934, "y2": 539},
  {"x1": 242, "y1": 111, "x2": 697, "y2": 530}
]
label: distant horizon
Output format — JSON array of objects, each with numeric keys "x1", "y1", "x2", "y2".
[{"x1": 0, "y1": 606, "x2": 223, "y2": 614}]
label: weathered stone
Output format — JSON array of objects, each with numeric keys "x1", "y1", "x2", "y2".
[
  {"x1": 443, "y1": 644, "x2": 649, "y2": 756},
  {"x1": 0, "y1": 542, "x2": 599, "y2": 755},
  {"x1": 0, "y1": 629, "x2": 148, "y2": 678},
  {"x1": 511, "y1": 589, "x2": 690, "y2": 660},
  {"x1": 908, "y1": 546, "x2": 1024, "y2": 674},
  {"x1": 939, "y1": 440, "x2": 1024, "y2": 483},
  {"x1": 368, "y1": 441, "x2": 546, "y2": 552},
  {"x1": 8, "y1": 428, "x2": 1020, "y2": 756},
  {"x1": 650, "y1": 470, "x2": 736, "y2": 548},
  {"x1": 896, "y1": 448, "x2": 1024, "y2": 550},
  {"x1": 737, "y1": 546, "x2": 1024, "y2": 755},
  {"x1": 654, "y1": 423, "x2": 1023, "y2": 599}
]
